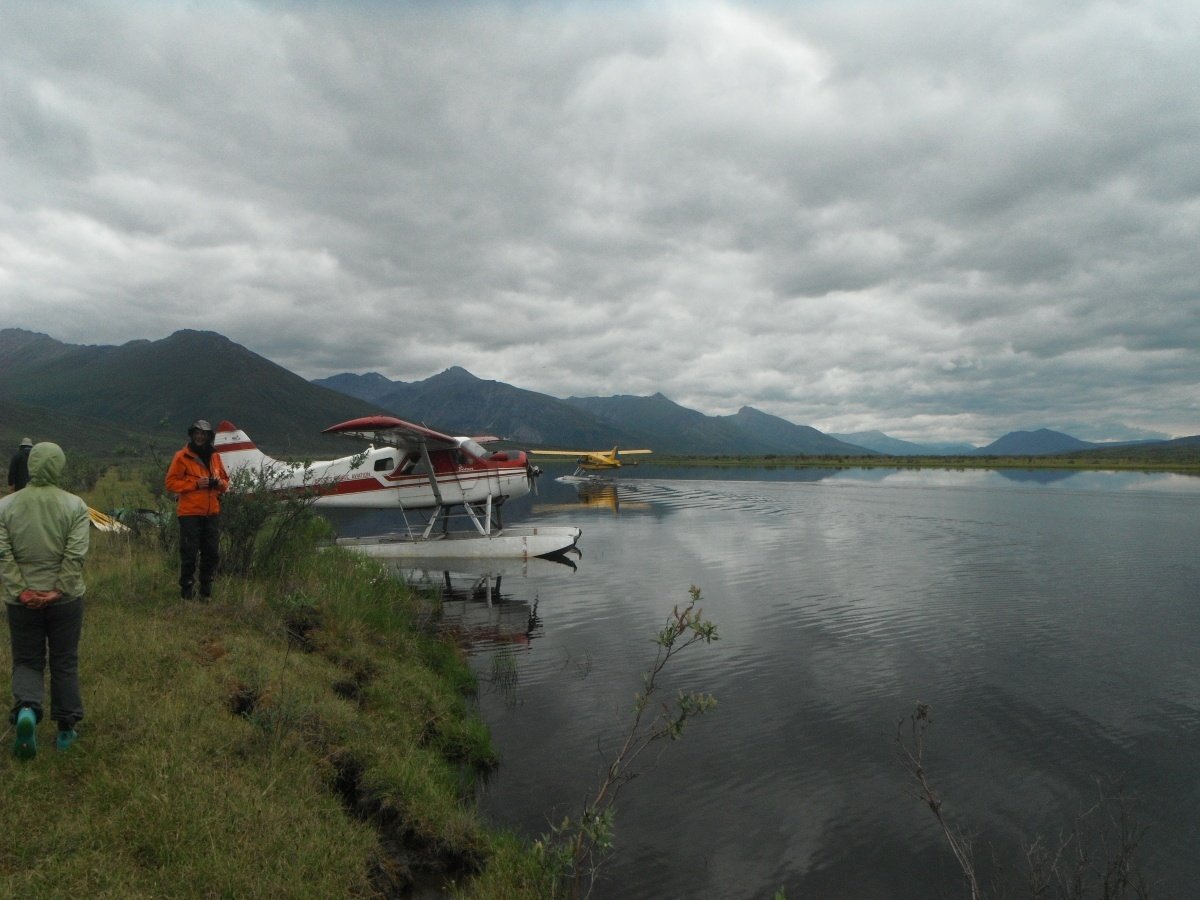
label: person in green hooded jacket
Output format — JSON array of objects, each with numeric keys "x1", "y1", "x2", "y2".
[{"x1": 0, "y1": 442, "x2": 90, "y2": 758}]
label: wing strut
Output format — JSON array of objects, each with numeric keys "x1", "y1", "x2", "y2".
[{"x1": 418, "y1": 440, "x2": 444, "y2": 507}]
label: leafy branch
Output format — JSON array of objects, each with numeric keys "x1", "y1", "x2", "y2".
[
  {"x1": 220, "y1": 451, "x2": 366, "y2": 577},
  {"x1": 538, "y1": 585, "x2": 718, "y2": 898}
]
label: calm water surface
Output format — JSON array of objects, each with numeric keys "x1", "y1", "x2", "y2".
[{"x1": 364, "y1": 468, "x2": 1200, "y2": 899}]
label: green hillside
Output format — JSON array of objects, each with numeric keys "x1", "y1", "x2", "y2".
[
  {"x1": 0, "y1": 329, "x2": 381, "y2": 457},
  {"x1": 1060, "y1": 435, "x2": 1200, "y2": 466},
  {"x1": 0, "y1": 398, "x2": 168, "y2": 460}
]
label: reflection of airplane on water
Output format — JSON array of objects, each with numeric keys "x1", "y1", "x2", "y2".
[
  {"x1": 381, "y1": 554, "x2": 577, "y2": 583},
  {"x1": 390, "y1": 555, "x2": 576, "y2": 649},
  {"x1": 435, "y1": 573, "x2": 541, "y2": 649},
  {"x1": 529, "y1": 446, "x2": 653, "y2": 480},
  {"x1": 534, "y1": 481, "x2": 651, "y2": 515}
]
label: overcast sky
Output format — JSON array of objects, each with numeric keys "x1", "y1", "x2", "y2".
[{"x1": 2, "y1": 1, "x2": 1198, "y2": 444}]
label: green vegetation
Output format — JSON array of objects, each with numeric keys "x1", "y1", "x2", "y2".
[
  {"x1": 3, "y1": 544, "x2": 454, "y2": 893},
  {"x1": 0, "y1": 504, "x2": 544, "y2": 896},
  {"x1": 2, "y1": 460, "x2": 718, "y2": 898}
]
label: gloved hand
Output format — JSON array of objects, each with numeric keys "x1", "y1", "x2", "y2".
[{"x1": 18, "y1": 589, "x2": 61, "y2": 609}]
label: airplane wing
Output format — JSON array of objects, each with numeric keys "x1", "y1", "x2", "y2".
[
  {"x1": 529, "y1": 449, "x2": 654, "y2": 456},
  {"x1": 322, "y1": 416, "x2": 462, "y2": 453},
  {"x1": 88, "y1": 507, "x2": 131, "y2": 533}
]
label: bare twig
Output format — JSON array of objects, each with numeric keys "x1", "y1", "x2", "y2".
[
  {"x1": 897, "y1": 704, "x2": 1154, "y2": 900},
  {"x1": 896, "y1": 702, "x2": 982, "y2": 900}
]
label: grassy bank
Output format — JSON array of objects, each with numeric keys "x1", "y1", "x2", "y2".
[{"x1": 1, "y1": 528, "x2": 552, "y2": 897}]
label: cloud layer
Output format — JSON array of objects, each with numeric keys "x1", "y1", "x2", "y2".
[{"x1": 2, "y1": 0, "x2": 1197, "y2": 443}]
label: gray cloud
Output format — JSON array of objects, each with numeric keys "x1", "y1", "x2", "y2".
[{"x1": 1, "y1": 0, "x2": 1197, "y2": 444}]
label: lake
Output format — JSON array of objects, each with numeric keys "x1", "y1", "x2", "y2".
[{"x1": 367, "y1": 467, "x2": 1200, "y2": 898}]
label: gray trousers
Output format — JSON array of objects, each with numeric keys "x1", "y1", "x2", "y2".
[{"x1": 6, "y1": 596, "x2": 85, "y2": 730}]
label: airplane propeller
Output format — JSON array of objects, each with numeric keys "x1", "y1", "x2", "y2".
[{"x1": 526, "y1": 463, "x2": 543, "y2": 495}]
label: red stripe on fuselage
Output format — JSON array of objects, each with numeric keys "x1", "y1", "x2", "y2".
[{"x1": 323, "y1": 468, "x2": 528, "y2": 495}]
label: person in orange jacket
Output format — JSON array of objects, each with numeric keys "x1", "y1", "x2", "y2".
[{"x1": 164, "y1": 420, "x2": 229, "y2": 600}]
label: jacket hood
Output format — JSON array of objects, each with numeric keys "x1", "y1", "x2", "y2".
[{"x1": 27, "y1": 442, "x2": 66, "y2": 487}]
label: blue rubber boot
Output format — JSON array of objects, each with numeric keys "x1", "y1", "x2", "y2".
[
  {"x1": 13, "y1": 707, "x2": 37, "y2": 760},
  {"x1": 56, "y1": 729, "x2": 79, "y2": 752}
]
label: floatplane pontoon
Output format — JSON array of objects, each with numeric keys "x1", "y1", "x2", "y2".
[{"x1": 215, "y1": 416, "x2": 581, "y2": 560}]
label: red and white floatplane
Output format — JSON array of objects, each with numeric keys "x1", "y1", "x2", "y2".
[{"x1": 215, "y1": 416, "x2": 581, "y2": 561}]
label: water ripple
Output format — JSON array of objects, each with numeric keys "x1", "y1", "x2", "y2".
[{"x1": 452, "y1": 472, "x2": 1200, "y2": 898}]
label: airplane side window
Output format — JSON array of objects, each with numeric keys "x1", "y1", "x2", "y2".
[
  {"x1": 373, "y1": 457, "x2": 395, "y2": 473},
  {"x1": 383, "y1": 454, "x2": 422, "y2": 480}
]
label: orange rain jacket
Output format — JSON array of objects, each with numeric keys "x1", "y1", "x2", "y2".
[{"x1": 164, "y1": 444, "x2": 230, "y2": 517}]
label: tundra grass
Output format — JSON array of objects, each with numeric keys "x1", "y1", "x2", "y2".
[{"x1": 0, "y1": 533, "x2": 555, "y2": 898}]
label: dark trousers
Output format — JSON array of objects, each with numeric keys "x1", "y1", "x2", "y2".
[
  {"x1": 7, "y1": 597, "x2": 85, "y2": 730},
  {"x1": 178, "y1": 515, "x2": 220, "y2": 595}
]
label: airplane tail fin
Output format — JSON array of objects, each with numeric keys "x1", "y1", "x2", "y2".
[{"x1": 215, "y1": 421, "x2": 278, "y2": 476}]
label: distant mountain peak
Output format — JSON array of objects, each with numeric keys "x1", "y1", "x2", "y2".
[
  {"x1": 0, "y1": 327, "x2": 55, "y2": 342},
  {"x1": 734, "y1": 406, "x2": 772, "y2": 419},
  {"x1": 979, "y1": 428, "x2": 1094, "y2": 455},
  {"x1": 434, "y1": 366, "x2": 480, "y2": 381},
  {"x1": 164, "y1": 328, "x2": 233, "y2": 342},
  {"x1": 311, "y1": 371, "x2": 401, "y2": 404}
]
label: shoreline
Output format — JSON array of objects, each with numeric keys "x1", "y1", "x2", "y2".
[{"x1": 645, "y1": 455, "x2": 1200, "y2": 473}]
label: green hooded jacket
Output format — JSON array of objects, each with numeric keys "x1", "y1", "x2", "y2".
[{"x1": 0, "y1": 442, "x2": 90, "y2": 605}]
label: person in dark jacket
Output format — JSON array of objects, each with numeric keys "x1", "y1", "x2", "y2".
[
  {"x1": 7, "y1": 437, "x2": 33, "y2": 492},
  {"x1": 164, "y1": 420, "x2": 229, "y2": 600},
  {"x1": 0, "y1": 442, "x2": 90, "y2": 758}
]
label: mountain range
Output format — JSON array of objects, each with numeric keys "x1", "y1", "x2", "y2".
[
  {"x1": 311, "y1": 370, "x2": 1200, "y2": 459},
  {"x1": 1, "y1": 328, "x2": 1196, "y2": 462},
  {"x1": 826, "y1": 427, "x2": 1168, "y2": 457},
  {"x1": 312, "y1": 367, "x2": 871, "y2": 456},
  {"x1": 827, "y1": 430, "x2": 979, "y2": 456}
]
